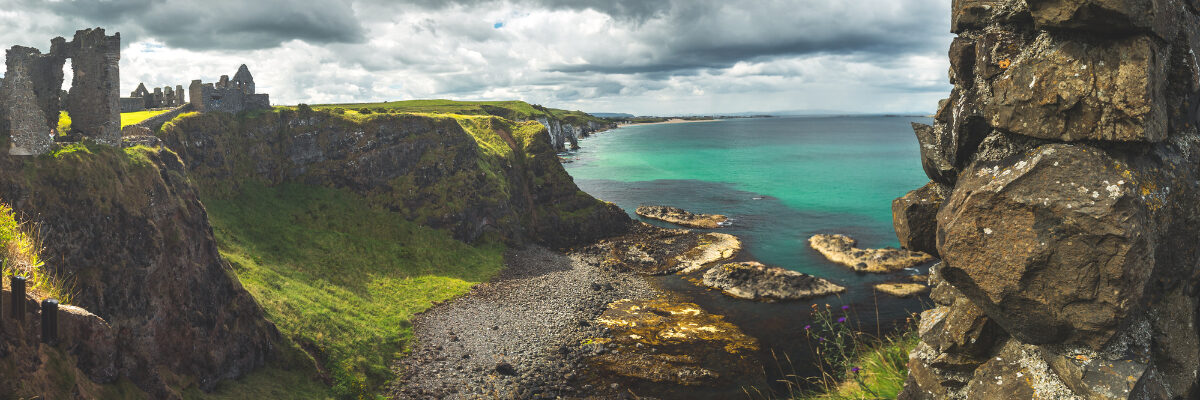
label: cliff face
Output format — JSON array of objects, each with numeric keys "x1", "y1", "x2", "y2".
[
  {"x1": 536, "y1": 117, "x2": 613, "y2": 152},
  {"x1": 894, "y1": 1, "x2": 1200, "y2": 399},
  {"x1": 0, "y1": 145, "x2": 277, "y2": 398},
  {"x1": 159, "y1": 109, "x2": 629, "y2": 248}
]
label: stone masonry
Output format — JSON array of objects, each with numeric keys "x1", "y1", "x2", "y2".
[
  {"x1": 121, "y1": 83, "x2": 187, "y2": 112},
  {"x1": 64, "y1": 28, "x2": 121, "y2": 146},
  {"x1": 1, "y1": 27, "x2": 122, "y2": 154},
  {"x1": 893, "y1": 1, "x2": 1200, "y2": 399},
  {"x1": 188, "y1": 64, "x2": 269, "y2": 114}
]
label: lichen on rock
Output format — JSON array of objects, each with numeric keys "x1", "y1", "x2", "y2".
[
  {"x1": 581, "y1": 223, "x2": 740, "y2": 275},
  {"x1": 585, "y1": 298, "x2": 764, "y2": 388},
  {"x1": 701, "y1": 261, "x2": 844, "y2": 301},
  {"x1": 808, "y1": 233, "x2": 935, "y2": 273},
  {"x1": 874, "y1": 282, "x2": 929, "y2": 298},
  {"x1": 635, "y1": 205, "x2": 730, "y2": 229}
]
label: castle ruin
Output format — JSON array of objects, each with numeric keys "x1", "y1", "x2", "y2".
[
  {"x1": 1, "y1": 28, "x2": 121, "y2": 155},
  {"x1": 120, "y1": 83, "x2": 186, "y2": 112},
  {"x1": 188, "y1": 65, "x2": 269, "y2": 114}
]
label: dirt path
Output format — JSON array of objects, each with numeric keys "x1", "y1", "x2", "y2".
[{"x1": 387, "y1": 246, "x2": 658, "y2": 399}]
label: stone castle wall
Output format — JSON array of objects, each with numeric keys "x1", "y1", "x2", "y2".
[
  {"x1": 894, "y1": 1, "x2": 1200, "y2": 399},
  {"x1": 64, "y1": 28, "x2": 121, "y2": 146},
  {"x1": 121, "y1": 83, "x2": 187, "y2": 112},
  {"x1": 188, "y1": 65, "x2": 270, "y2": 114},
  {"x1": 2, "y1": 28, "x2": 121, "y2": 154}
]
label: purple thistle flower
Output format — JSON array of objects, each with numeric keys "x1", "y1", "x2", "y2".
[
  {"x1": 852, "y1": 366, "x2": 861, "y2": 373},
  {"x1": 841, "y1": 305, "x2": 850, "y2": 310},
  {"x1": 837, "y1": 317, "x2": 847, "y2": 323},
  {"x1": 804, "y1": 325, "x2": 811, "y2": 330}
]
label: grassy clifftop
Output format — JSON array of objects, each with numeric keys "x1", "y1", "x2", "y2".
[
  {"x1": 306, "y1": 99, "x2": 608, "y2": 126},
  {"x1": 160, "y1": 108, "x2": 627, "y2": 247}
]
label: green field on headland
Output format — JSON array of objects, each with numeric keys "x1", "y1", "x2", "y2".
[
  {"x1": 55, "y1": 110, "x2": 173, "y2": 134},
  {"x1": 306, "y1": 99, "x2": 606, "y2": 125}
]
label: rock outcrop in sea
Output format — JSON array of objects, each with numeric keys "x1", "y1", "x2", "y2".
[
  {"x1": 895, "y1": 0, "x2": 1200, "y2": 398},
  {"x1": 873, "y1": 282, "x2": 928, "y2": 298},
  {"x1": 701, "y1": 261, "x2": 845, "y2": 301},
  {"x1": 582, "y1": 223, "x2": 740, "y2": 275},
  {"x1": 638, "y1": 205, "x2": 729, "y2": 227},
  {"x1": 635, "y1": 205, "x2": 730, "y2": 229},
  {"x1": 808, "y1": 234, "x2": 934, "y2": 273}
]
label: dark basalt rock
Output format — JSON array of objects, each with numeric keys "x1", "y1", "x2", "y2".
[
  {"x1": 897, "y1": 0, "x2": 1200, "y2": 397},
  {"x1": 938, "y1": 144, "x2": 1153, "y2": 347},
  {"x1": 1025, "y1": 0, "x2": 1182, "y2": 39},
  {"x1": 892, "y1": 181, "x2": 944, "y2": 256},
  {"x1": 912, "y1": 122, "x2": 957, "y2": 185},
  {"x1": 918, "y1": 298, "x2": 1004, "y2": 360},
  {"x1": 985, "y1": 34, "x2": 1168, "y2": 142}
]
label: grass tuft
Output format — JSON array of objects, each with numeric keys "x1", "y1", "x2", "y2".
[
  {"x1": 744, "y1": 303, "x2": 919, "y2": 400},
  {"x1": 0, "y1": 203, "x2": 74, "y2": 304}
]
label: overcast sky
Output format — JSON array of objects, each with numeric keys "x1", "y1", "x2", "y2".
[{"x1": 0, "y1": 0, "x2": 953, "y2": 115}]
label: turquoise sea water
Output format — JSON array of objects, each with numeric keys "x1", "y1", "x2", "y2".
[
  {"x1": 565, "y1": 116, "x2": 931, "y2": 277},
  {"x1": 563, "y1": 116, "x2": 936, "y2": 396}
]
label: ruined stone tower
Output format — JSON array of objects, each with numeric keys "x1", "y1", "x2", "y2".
[
  {"x1": 188, "y1": 64, "x2": 269, "y2": 113},
  {"x1": 893, "y1": 0, "x2": 1200, "y2": 398},
  {"x1": 64, "y1": 28, "x2": 121, "y2": 146},
  {"x1": 1, "y1": 28, "x2": 121, "y2": 154}
]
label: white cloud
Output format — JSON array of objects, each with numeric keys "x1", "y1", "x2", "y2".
[{"x1": 0, "y1": 0, "x2": 954, "y2": 115}]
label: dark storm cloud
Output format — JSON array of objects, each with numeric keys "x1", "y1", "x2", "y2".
[
  {"x1": 26, "y1": 0, "x2": 365, "y2": 50},
  {"x1": 378, "y1": 0, "x2": 950, "y2": 75},
  {"x1": 550, "y1": 0, "x2": 949, "y2": 74},
  {"x1": 364, "y1": 0, "x2": 671, "y2": 20}
]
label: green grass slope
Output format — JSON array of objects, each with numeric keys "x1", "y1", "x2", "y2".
[
  {"x1": 56, "y1": 110, "x2": 173, "y2": 133},
  {"x1": 200, "y1": 182, "x2": 504, "y2": 398}
]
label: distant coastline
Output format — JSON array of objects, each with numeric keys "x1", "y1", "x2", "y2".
[{"x1": 617, "y1": 118, "x2": 724, "y2": 127}]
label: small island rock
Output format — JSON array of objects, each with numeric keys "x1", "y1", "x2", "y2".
[
  {"x1": 636, "y1": 205, "x2": 729, "y2": 229},
  {"x1": 808, "y1": 234, "x2": 934, "y2": 273},
  {"x1": 702, "y1": 262, "x2": 845, "y2": 301},
  {"x1": 874, "y1": 282, "x2": 929, "y2": 298},
  {"x1": 584, "y1": 223, "x2": 740, "y2": 275}
]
